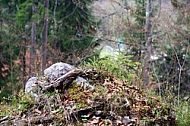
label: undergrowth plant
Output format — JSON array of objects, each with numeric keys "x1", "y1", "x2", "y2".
[
  {"x1": 175, "y1": 100, "x2": 190, "y2": 126},
  {"x1": 153, "y1": 89, "x2": 190, "y2": 126},
  {"x1": 83, "y1": 53, "x2": 141, "y2": 82},
  {"x1": 0, "y1": 89, "x2": 35, "y2": 117}
]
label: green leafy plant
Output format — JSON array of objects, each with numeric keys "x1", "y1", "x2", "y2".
[
  {"x1": 13, "y1": 90, "x2": 35, "y2": 112},
  {"x1": 84, "y1": 53, "x2": 141, "y2": 80}
]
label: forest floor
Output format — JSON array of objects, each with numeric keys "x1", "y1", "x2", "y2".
[{"x1": 0, "y1": 68, "x2": 178, "y2": 126}]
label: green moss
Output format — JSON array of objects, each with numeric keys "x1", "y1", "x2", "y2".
[{"x1": 68, "y1": 83, "x2": 90, "y2": 108}]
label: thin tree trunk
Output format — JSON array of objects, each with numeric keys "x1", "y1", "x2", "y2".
[
  {"x1": 29, "y1": 2, "x2": 37, "y2": 77},
  {"x1": 143, "y1": 0, "x2": 152, "y2": 88},
  {"x1": 42, "y1": 0, "x2": 49, "y2": 71},
  {"x1": 22, "y1": 34, "x2": 27, "y2": 87}
]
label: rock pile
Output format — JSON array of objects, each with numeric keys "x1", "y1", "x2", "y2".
[{"x1": 25, "y1": 62, "x2": 94, "y2": 98}]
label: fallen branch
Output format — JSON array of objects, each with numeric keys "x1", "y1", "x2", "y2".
[
  {"x1": 42, "y1": 68, "x2": 99, "y2": 92},
  {"x1": 43, "y1": 69, "x2": 82, "y2": 91}
]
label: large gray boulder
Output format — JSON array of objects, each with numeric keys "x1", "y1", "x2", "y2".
[{"x1": 44, "y1": 62, "x2": 75, "y2": 83}]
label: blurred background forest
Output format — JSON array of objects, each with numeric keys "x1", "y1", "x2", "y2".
[{"x1": 0, "y1": 0, "x2": 189, "y2": 102}]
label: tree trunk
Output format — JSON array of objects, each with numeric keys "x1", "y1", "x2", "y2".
[
  {"x1": 29, "y1": 2, "x2": 37, "y2": 77},
  {"x1": 22, "y1": 34, "x2": 27, "y2": 87},
  {"x1": 143, "y1": 0, "x2": 152, "y2": 88},
  {"x1": 42, "y1": 0, "x2": 49, "y2": 71}
]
